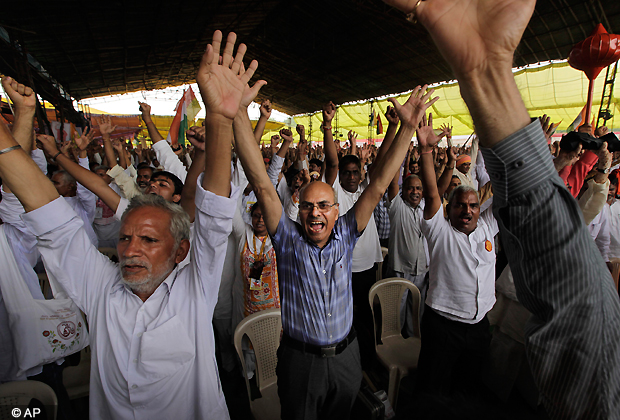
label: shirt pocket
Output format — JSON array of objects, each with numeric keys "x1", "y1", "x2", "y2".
[
  {"x1": 476, "y1": 236, "x2": 496, "y2": 265},
  {"x1": 138, "y1": 315, "x2": 196, "y2": 380},
  {"x1": 334, "y1": 255, "x2": 349, "y2": 293}
]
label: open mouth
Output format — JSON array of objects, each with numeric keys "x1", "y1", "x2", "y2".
[
  {"x1": 459, "y1": 216, "x2": 472, "y2": 224},
  {"x1": 309, "y1": 221, "x2": 325, "y2": 233}
]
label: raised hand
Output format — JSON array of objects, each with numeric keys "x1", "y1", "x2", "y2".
[
  {"x1": 595, "y1": 126, "x2": 609, "y2": 138},
  {"x1": 416, "y1": 113, "x2": 443, "y2": 149},
  {"x1": 111, "y1": 139, "x2": 124, "y2": 153},
  {"x1": 197, "y1": 30, "x2": 261, "y2": 118},
  {"x1": 360, "y1": 143, "x2": 371, "y2": 162},
  {"x1": 36, "y1": 134, "x2": 60, "y2": 156},
  {"x1": 385, "y1": 0, "x2": 536, "y2": 79},
  {"x1": 60, "y1": 140, "x2": 73, "y2": 157},
  {"x1": 1, "y1": 76, "x2": 36, "y2": 111},
  {"x1": 385, "y1": 105, "x2": 400, "y2": 125},
  {"x1": 98, "y1": 115, "x2": 117, "y2": 136},
  {"x1": 74, "y1": 126, "x2": 94, "y2": 151},
  {"x1": 348, "y1": 130, "x2": 358, "y2": 143},
  {"x1": 388, "y1": 85, "x2": 439, "y2": 129},
  {"x1": 138, "y1": 102, "x2": 152, "y2": 120},
  {"x1": 260, "y1": 99, "x2": 272, "y2": 119},
  {"x1": 279, "y1": 129, "x2": 293, "y2": 143},
  {"x1": 439, "y1": 123, "x2": 452, "y2": 139},
  {"x1": 323, "y1": 101, "x2": 336, "y2": 124},
  {"x1": 296, "y1": 124, "x2": 305, "y2": 139},
  {"x1": 186, "y1": 126, "x2": 206, "y2": 151},
  {"x1": 270, "y1": 135, "x2": 281, "y2": 151}
]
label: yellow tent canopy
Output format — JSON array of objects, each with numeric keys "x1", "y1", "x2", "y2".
[{"x1": 279, "y1": 61, "x2": 619, "y2": 144}]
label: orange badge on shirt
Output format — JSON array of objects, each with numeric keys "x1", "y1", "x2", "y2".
[{"x1": 485, "y1": 240, "x2": 493, "y2": 252}]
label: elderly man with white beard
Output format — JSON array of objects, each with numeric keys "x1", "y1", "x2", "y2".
[{"x1": 0, "y1": 30, "x2": 254, "y2": 420}]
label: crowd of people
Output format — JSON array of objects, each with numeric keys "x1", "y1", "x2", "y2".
[{"x1": 1, "y1": 0, "x2": 619, "y2": 419}]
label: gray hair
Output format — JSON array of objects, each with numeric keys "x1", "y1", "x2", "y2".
[
  {"x1": 121, "y1": 194, "x2": 191, "y2": 248},
  {"x1": 52, "y1": 170, "x2": 76, "y2": 187},
  {"x1": 447, "y1": 185, "x2": 479, "y2": 206}
]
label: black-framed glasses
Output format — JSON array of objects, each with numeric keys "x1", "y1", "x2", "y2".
[{"x1": 299, "y1": 201, "x2": 338, "y2": 213}]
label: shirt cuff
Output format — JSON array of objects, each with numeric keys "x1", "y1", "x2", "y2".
[
  {"x1": 107, "y1": 164, "x2": 125, "y2": 178},
  {"x1": 21, "y1": 197, "x2": 77, "y2": 237},
  {"x1": 480, "y1": 121, "x2": 557, "y2": 207},
  {"x1": 195, "y1": 173, "x2": 241, "y2": 219}
]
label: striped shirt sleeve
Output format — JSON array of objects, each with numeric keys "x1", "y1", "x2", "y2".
[{"x1": 481, "y1": 121, "x2": 620, "y2": 419}]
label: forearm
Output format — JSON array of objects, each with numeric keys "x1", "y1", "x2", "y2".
[
  {"x1": 202, "y1": 113, "x2": 232, "y2": 196},
  {"x1": 102, "y1": 136, "x2": 117, "y2": 167},
  {"x1": 373, "y1": 122, "x2": 398, "y2": 171},
  {"x1": 458, "y1": 64, "x2": 531, "y2": 149},
  {"x1": 437, "y1": 157, "x2": 455, "y2": 197},
  {"x1": 253, "y1": 115, "x2": 268, "y2": 144},
  {"x1": 56, "y1": 153, "x2": 120, "y2": 211},
  {"x1": 180, "y1": 148, "x2": 205, "y2": 222},
  {"x1": 143, "y1": 117, "x2": 165, "y2": 143},
  {"x1": 11, "y1": 107, "x2": 35, "y2": 154},
  {"x1": 0, "y1": 123, "x2": 58, "y2": 211},
  {"x1": 323, "y1": 127, "x2": 338, "y2": 183},
  {"x1": 420, "y1": 147, "x2": 440, "y2": 218}
]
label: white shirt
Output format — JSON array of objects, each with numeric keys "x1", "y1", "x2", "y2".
[
  {"x1": 387, "y1": 195, "x2": 428, "y2": 276},
  {"x1": 22, "y1": 176, "x2": 238, "y2": 420},
  {"x1": 152, "y1": 140, "x2": 188, "y2": 183},
  {"x1": 588, "y1": 204, "x2": 611, "y2": 262},
  {"x1": 333, "y1": 174, "x2": 383, "y2": 272},
  {"x1": 421, "y1": 205, "x2": 499, "y2": 323},
  {"x1": 609, "y1": 200, "x2": 620, "y2": 260}
]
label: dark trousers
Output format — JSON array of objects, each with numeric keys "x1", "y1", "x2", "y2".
[
  {"x1": 28, "y1": 362, "x2": 75, "y2": 420},
  {"x1": 351, "y1": 265, "x2": 377, "y2": 369},
  {"x1": 276, "y1": 338, "x2": 362, "y2": 420},
  {"x1": 416, "y1": 305, "x2": 491, "y2": 396}
]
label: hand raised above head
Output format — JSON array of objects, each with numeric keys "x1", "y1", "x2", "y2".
[
  {"x1": 197, "y1": 30, "x2": 264, "y2": 119},
  {"x1": 186, "y1": 126, "x2": 206, "y2": 151},
  {"x1": 385, "y1": 106, "x2": 400, "y2": 125},
  {"x1": 1, "y1": 76, "x2": 36, "y2": 111},
  {"x1": 98, "y1": 115, "x2": 117, "y2": 136},
  {"x1": 75, "y1": 126, "x2": 95, "y2": 151},
  {"x1": 279, "y1": 129, "x2": 293, "y2": 143},
  {"x1": 36, "y1": 134, "x2": 59, "y2": 156},
  {"x1": 385, "y1": 0, "x2": 536, "y2": 78},
  {"x1": 296, "y1": 124, "x2": 305, "y2": 138},
  {"x1": 260, "y1": 99, "x2": 272, "y2": 118},
  {"x1": 138, "y1": 101, "x2": 151, "y2": 118},
  {"x1": 322, "y1": 101, "x2": 336, "y2": 123},
  {"x1": 387, "y1": 85, "x2": 439, "y2": 129},
  {"x1": 416, "y1": 112, "x2": 442, "y2": 150}
]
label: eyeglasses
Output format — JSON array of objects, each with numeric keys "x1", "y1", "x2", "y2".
[{"x1": 299, "y1": 201, "x2": 337, "y2": 213}]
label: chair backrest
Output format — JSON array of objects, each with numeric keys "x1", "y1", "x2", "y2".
[
  {"x1": 369, "y1": 278, "x2": 421, "y2": 346},
  {"x1": 234, "y1": 309, "x2": 282, "y2": 395},
  {"x1": 0, "y1": 380, "x2": 58, "y2": 420}
]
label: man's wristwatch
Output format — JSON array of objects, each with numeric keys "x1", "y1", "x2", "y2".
[{"x1": 596, "y1": 167, "x2": 610, "y2": 174}]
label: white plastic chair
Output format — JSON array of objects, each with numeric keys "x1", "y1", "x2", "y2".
[
  {"x1": 0, "y1": 380, "x2": 58, "y2": 420},
  {"x1": 233, "y1": 308, "x2": 282, "y2": 420},
  {"x1": 369, "y1": 278, "x2": 422, "y2": 409}
]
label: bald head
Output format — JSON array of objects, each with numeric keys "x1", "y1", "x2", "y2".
[{"x1": 300, "y1": 181, "x2": 337, "y2": 205}]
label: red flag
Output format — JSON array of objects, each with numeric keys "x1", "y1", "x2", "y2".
[{"x1": 376, "y1": 115, "x2": 383, "y2": 135}]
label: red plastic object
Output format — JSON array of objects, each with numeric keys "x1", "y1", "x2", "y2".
[{"x1": 568, "y1": 24, "x2": 620, "y2": 80}]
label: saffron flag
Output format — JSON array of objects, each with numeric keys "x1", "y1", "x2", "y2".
[
  {"x1": 166, "y1": 87, "x2": 201, "y2": 146},
  {"x1": 567, "y1": 105, "x2": 587, "y2": 132}
]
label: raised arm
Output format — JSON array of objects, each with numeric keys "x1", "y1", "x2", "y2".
[
  {"x1": 1, "y1": 77, "x2": 35, "y2": 155},
  {"x1": 38, "y1": 134, "x2": 121, "y2": 212},
  {"x1": 98, "y1": 115, "x2": 118, "y2": 167},
  {"x1": 253, "y1": 99, "x2": 272, "y2": 144},
  {"x1": 417, "y1": 113, "x2": 444, "y2": 219},
  {"x1": 197, "y1": 30, "x2": 260, "y2": 197},
  {"x1": 139, "y1": 102, "x2": 165, "y2": 143},
  {"x1": 0, "y1": 121, "x2": 58, "y2": 212},
  {"x1": 369, "y1": 106, "x2": 399, "y2": 180},
  {"x1": 180, "y1": 126, "x2": 206, "y2": 222},
  {"x1": 355, "y1": 86, "x2": 438, "y2": 232},
  {"x1": 437, "y1": 138, "x2": 457, "y2": 198},
  {"x1": 322, "y1": 101, "x2": 339, "y2": 186}
]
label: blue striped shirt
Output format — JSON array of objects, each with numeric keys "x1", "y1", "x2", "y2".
[
  {"x1": 271, "y1": 208, "x2": 360, "y2": 346},
  {"x1": 481, "y1": 121, "x2": 620, "y2": 419}
]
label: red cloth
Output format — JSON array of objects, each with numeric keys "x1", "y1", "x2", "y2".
[{"x1": 559, "y1": 150, "x2": 598, "y2": 198}]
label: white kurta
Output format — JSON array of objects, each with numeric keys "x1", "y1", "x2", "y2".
[{"x1": 22, "y1": 176, "x2": 238, "y2": 420}]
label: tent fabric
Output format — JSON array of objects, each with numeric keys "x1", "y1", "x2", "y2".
[{"x1": 276, "y1": 61, "x2": 619, "y2": 144}]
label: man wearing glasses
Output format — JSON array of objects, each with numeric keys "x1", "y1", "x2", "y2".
[{"x1": 233, "y1": 78, "x2": 438, "y2": 418}]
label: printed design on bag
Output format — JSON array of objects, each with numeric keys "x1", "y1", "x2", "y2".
[
  {"x1": 58, "y1": 321, "x2": 76, "y2": 339},
  {"x1": 42, "y1": 321, "x2": 83, "y2": 353}
]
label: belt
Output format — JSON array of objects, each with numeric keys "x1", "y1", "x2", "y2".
[{"x1": 281, "y1": 328, "x2": 356, "y2": 358}]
